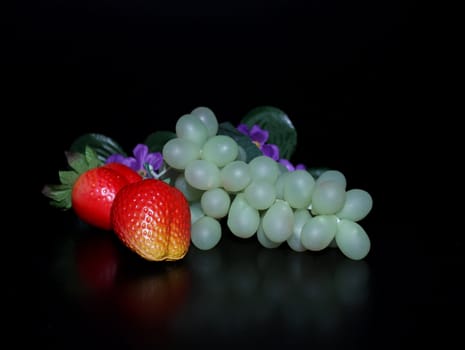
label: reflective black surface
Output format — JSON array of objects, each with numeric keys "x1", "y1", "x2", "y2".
[
  {"x1": 19, "y1": 202, "x2": 458, "y2": 349},
  {"x1": 10, "y1": 1, "x2": 457, "y2": 348}
]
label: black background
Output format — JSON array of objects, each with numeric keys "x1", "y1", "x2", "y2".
[
  {"x1": 10, "y1": 1, "x2": 432, "y2": 203},
  {"x1": 8, "y1": 1, "x2": 457, "y2": 349}
]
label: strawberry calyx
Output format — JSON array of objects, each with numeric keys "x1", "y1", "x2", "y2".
[{"x1": 42, "y1": 146, "x2": 103, "y2": 210}]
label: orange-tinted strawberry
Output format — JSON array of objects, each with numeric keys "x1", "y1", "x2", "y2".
[{"x1": 111, "y1": 179, "x2": 191, "y2": 261}]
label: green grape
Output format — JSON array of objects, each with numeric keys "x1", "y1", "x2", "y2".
[
  {"x1": 277, "y1": 162, "x2": 290, "y2": 173},
  {"x1": 220, "y1": 160, "x2": 251, "y2": 193},
  {"x1": 191, "y1": 216, "x2": 222, "y2": 250},
  {"x1": 257, "y1": 218, "x2": 281, "y2": 249},
  {"x1": 201, "y1": 135, "x2": 239, "y2": 167},
  {"x1": 200, "y1": 188, "x2": 231, "y2": 219},
  {"x1": 311, "y1": 180, "x2": 346, "y2": 215},
  {"x1": 175, "y1": 113, "x2": 209, "y2": 146},
  {"x1": 283, "y1": 169, "x2": 315, "y2": 209},
  {"x1": 316, "y1": 169, "x2": 347, "y2": 189},
  {"x1": 248, "y1": 155, "x2": 280, "y2": 183},
  {"x1": 335, "y1": 219, "x2": 371, "y2": 260},
  {"x1": 244, "y1": 180, "x2": 276, "y2": 210},
  {"x1": 262, "y1": 199, "x2": 294, "y2": 243},
  {"x1": 336, "y1": 189, "x2": 373, "y2": 222},
  {"x1": 236, "y1": 145, "x2": 247, "y2": 162},
  {"x1": 190, "y1": 106, "x2": 218, "y2": 137},
  {"x1": 287, "y1": 208, "x2": 312, "y2": 252},
  {"x1": 189, "y1": 201, "x2": 205, "y2": 224},
  {"x1": 162, "y1": 137, "x2": 201, "y2": 170},
  {"x1": 184, "y1": 159, "x2": 221, "y2": 190},
  {"x1": 227, "y1": 193, "x2": 260, "y2": 238},
  {"x1": 174, "y1": 173, "x2": 204, "y2": 202},
  {"x1": 300, "y1": 215, "x2": 338, "y2": 251},
  {"x1": 275, "y1": 170, "x2": 290, "y2": 200}
]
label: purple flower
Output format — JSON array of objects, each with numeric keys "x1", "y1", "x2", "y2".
[
  {"x1": 106, "y1": 144, "x2": 163, "y2": 177},
  {"x1": 237, "y1": 124, "x2": 280, "y2": 160},
  {"x1": 278, "y1": 159, "x2": 306, "y2": 172}
]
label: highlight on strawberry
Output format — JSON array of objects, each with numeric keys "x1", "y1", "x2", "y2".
[{"x1": 43, "y1": 106, "x2": 374, "y2": 261}]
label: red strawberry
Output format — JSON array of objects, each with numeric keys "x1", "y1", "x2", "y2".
[
  {"x1": 42, "y1": 147, "x2": 142, "y2": 230},
  {"x1": 111, "y1": 179, "x2": 191, "y2": 261},
  {"x1": 71, "y1": 166, "x2": 141, "y2": 230},
  {"x1": 104, "y1": 161, "x2": 144, "y2": 183}
]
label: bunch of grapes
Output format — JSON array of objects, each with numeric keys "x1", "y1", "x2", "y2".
[{"x1": 162, "y1": 107, "x2": 373, "y2": 261}]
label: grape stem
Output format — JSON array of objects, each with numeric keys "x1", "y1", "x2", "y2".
[{"x1": 144, "y1": 162, "x2": 171, "y2": 180}]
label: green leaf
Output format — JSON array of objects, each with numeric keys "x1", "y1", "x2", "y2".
[
  {"x1": 144, "y1": 131, "x2": 176, "y2": 153},
  {"x1": 217, "y1": 122, "x2": 262, "y2": 162},
  {"x1": 58, "y1": 170, "x2": 79, "y2": 186},
  {"x1": 42, "y1": 184, "x2": 72, "y2": 209},
  {"x1": 69, "y1": 133, "x2": 126, "y2": 164},
  {"x1": 241, "y1": 106, "x2": 297, "y2": 160},
  {"x1": 65, "y1": 151, "x2": 88, "y2": 174},
  {"x1": 84, "y1": 146, "x2": 100, "y2": 169}
]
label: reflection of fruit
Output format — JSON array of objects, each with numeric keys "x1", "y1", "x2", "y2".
[
  {"x1": 75, "y1": 233, "x2": 120, "y2": 295},
  {"x1": 111, "y1": 179, "x2": 191, "y2": 261},
  {"x1": 116, "y1": 265, "x2": 191, "y2": 330}
]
